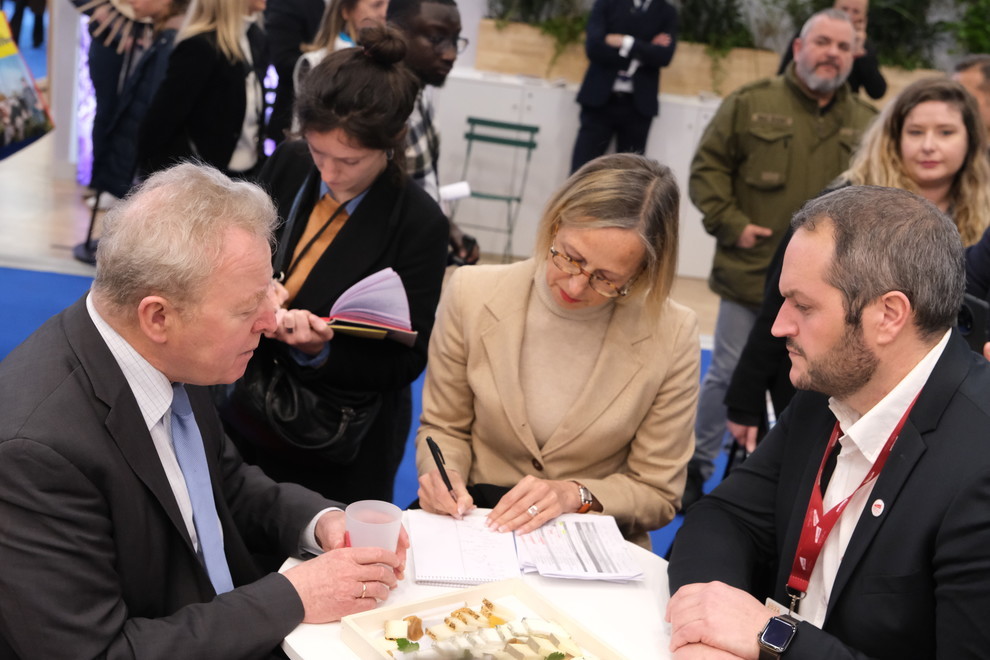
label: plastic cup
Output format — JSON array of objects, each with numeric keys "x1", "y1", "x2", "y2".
[{"x1": 345, "y1": 500, "x2": 402, "y2": 551}]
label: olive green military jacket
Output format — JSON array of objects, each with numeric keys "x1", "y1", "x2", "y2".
[{"x1": 689, "y1": 63, "x2": 877, "y2": 308}]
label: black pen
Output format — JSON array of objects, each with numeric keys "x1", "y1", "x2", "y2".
[{"x1": 426, "y1": 436, "x2": 457, "y2": 502}]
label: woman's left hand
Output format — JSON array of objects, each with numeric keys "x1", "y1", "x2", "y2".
[
  {"x1": 486, "y1": 476, "x2": 580, "y2": 535},
  {"x1": 268, "y1": 308, "x2": 335, "y2": 355}
]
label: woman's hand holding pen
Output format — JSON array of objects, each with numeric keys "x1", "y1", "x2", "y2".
[{"x1": 418, "y1": 468, "x2": 474, "y2": 519}]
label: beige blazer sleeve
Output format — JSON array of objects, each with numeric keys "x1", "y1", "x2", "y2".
[{"x1": 416, "y1": 261, "x2": 699, "y2": 543}]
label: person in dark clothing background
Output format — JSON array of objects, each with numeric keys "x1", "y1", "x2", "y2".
[{"x1": 570, "y1": 0, "x2": 678, "y2": 174}]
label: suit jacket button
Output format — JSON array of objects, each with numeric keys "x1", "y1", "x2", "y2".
[{"x1": 532, "y1": 458, "x2": 543, "y2": 471}]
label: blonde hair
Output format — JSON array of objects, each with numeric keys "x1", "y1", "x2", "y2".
[
  {"x1": 533, "y1": 153, "x2": 680, "y2": 313},
  {"x1": 304, "y1": 0, "x2": 357, "y2": 52},
  {"x1": 178, "y1": 0, "x2": 255, "y2": 63},
  {"x1": 841, "y1": 76, "x2": 990, "y2": 246}
]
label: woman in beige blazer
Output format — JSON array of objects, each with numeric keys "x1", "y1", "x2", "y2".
[{"x1": 416, "y1": 153, "x2": 699, "y2": 548}]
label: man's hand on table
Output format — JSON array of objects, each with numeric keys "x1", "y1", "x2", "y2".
[
  {"x1": 284, "y1": 510, "x2": 409, "y2": 623},
  {"x1": 418, "y1": 467, "x2": 474, "y2": 519},
  {"x1": 666, "y1": 581, "x2": 774, "y2": 660}
]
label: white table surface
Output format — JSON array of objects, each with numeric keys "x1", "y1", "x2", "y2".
[{"x1": 281, "y1": 540, "x2": 673, "y2": 660}]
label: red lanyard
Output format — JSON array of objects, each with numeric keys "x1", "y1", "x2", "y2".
[{"x1": 786, "y1": 396, "x2": 918, "y2": 602}]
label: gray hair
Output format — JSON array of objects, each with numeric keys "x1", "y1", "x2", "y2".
[
  {"x1": 791, "y1": 185, "x2": 965, "y2": 339},
  {"x1": 93, "y1": 162, "x2": 277, "y2": 315},
  {"x1": 799, "y1": 8, "x2": 853, "y2": 39}
]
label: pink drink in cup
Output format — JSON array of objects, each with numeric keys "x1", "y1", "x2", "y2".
[{"x1": 345, "y1": 500, "x2": 402, "y2": 551}]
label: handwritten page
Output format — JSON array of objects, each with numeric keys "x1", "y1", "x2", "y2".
[
  {"x1": 516, "y1": 514, "x2": 644, "y2": 582},
  {"x1": 408, "y1": 509, "x2": 520, "y2": 587}
]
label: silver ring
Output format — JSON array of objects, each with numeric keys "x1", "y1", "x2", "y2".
[
  {"x1": 527, "y1": 505, "x2": 539, "y2": 517},
  {"x1": 360, "y1": 582, "x2": 367, "y2": 599}
]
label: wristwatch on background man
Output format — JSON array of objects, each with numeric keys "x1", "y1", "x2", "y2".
[
  {"x1": 574, "y1": 482, "x2": 594, "y2": 514},
  {"x1": 758, "y1": 613, "x2": 798, "y2": 659}
]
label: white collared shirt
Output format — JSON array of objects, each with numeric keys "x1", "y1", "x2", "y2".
[
  {"x1": 86, "y1": 294, "x2": 210, "y2": 552},
  {"x1": 800, "y1": 330, "x2": 951, "y2": 627},
  {"x1": 85, "y1": 294, "x2": 331, "y2": 557}
]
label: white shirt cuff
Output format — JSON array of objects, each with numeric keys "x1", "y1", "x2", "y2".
[
  {"x1": 299, "y1": 506, "x2": 342, "y2": 556},
  {"x1": 619, "y1": 35, "x2": 634, "y2": 58}
]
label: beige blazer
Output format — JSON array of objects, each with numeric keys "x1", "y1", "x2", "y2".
[{"x1": 416, "y1": 260, "x2": 699, "y2": 546}]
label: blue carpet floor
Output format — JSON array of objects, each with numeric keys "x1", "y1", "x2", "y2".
[{"x1": 0, "y1": 265, "x2": 723, "y2": 557}]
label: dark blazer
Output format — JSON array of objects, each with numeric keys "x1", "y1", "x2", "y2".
[
  {"x1": 91, "y1": 28, "x2": 178, "y2": 198},
  {"x1": 139, "y1": 27, "x2": 269, "y2": 175},
  {"x1": 965, "y1": 225, "x2": 990, "y2": 299},
  {"x1": 0, "y1": 297, "x2": 334, "y2": 659},
  {"x1": 576, "y1": 0, "x2": 678, "y2": 118},
  {"x1": 256, "y1": 139, "x2": 449, "y2": 392},
  {"x1": 263, "y1": 0, "x2": 324, "y2": 143},
  {"x1": 670, "y1": 332, "x2": 990, "y2": 659}
]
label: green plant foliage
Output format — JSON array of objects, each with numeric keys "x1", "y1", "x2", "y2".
[
  {"x1": 863, "y1": 0, "x2": 944, "y2": 69},
  {"x1": 487, "y1": 0, "x2": 589, "y2": 71},
  {"x1": 679, "y1": 0, "x2": 755, "y2": 56},
  {"x1": 946, "y1": 0, "x2": 990, "y2": 54}
]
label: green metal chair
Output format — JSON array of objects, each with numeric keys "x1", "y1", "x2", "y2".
[{"x1": 454, "y1": 117, "x2": 539, "y2": 262}]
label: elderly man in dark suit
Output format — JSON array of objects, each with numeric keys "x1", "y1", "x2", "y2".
[
  {"x1": 0, "y1": 163, "x2": 406, "y2": 659},
  {"x1": 667, "y1": 186, "x2": 990, "y2": 659},
  {"x1": 569, "y1": 0, "x2": 678, "y2": 173}
]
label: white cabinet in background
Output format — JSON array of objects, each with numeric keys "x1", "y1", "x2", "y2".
[{"x1": 435, "y1": 69, "x2": 720, "y2": 279}]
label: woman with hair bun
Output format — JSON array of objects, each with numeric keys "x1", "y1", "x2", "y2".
[{"x1": 223, "y1": 25, "x2": 449, "y2": 506}]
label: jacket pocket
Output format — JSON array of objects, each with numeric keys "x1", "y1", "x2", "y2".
[{"x1": 741, "y1": 123, "x2": 793, "y2": 191}]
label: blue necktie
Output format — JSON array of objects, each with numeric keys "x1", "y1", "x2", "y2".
[{"x1": 171, "y1": 383, "x2": 234, "y2": 594}]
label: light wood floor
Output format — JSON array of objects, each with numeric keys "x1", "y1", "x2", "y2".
[{"x1": 0, "y1": 134, "x2": 720, "y2": 335}]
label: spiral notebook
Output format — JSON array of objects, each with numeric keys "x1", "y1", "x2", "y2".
[{"x1": 408, "y1": 509, "x2": 521, "y2": 587}]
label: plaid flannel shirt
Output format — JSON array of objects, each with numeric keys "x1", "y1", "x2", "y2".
[{"x1": 405, "y1": 86, "x2": 440, "y2": 202}]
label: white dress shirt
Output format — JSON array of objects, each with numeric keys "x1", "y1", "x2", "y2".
[
  {"x1": 800, "y1": 330, "x2": 951, "y2": 627},
  {"x1": 86, "y1": 294, "x2": 330, "y2": 557}
]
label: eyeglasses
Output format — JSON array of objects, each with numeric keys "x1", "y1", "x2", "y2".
[
  {"x1": 424, "y1": 34, "x2": 469, "y2": 54},
  {"x1": 549, "y1": 244, "x2": 639, "y2": 298}
]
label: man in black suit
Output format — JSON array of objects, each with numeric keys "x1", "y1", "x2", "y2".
[
  {"x1": 0, "y1": 163, "x2": 406, "y2": 659},
  {"x1": 265, "y1": 0, "x2": 324, "y2": 144},
  {"x1": 570, "y1": 0, "x2": 678, "y2": 173},
  {"x1": 667, "y1": 186, "x2": 990, "y2": 659}
]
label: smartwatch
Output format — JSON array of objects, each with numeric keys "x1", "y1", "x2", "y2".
[
  {"x1": 758, "y1": 614, "x2": 798, "y2": 659},
  {"x1": 574, "y1": 482, "x2": 594, "y2": 514}
]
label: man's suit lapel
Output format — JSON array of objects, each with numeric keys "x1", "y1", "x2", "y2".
[
  {"x1": 63, "y1": 298, "x2": 199, "y2": 557},
  {"x1": 825, "y1": 334, "x2": 971, "y2": 618}
]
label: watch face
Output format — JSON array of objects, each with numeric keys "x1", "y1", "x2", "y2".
[{"x1": 760, "y1": 617, "x2": 797, "y2": 652}]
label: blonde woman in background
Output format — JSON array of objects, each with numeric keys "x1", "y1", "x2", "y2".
[
  {"x1": 840, "y1": 76, "x2": 990, "y2": 245},
  {"x1": 292, "y1": 0, "x2": 388, "y2": 90},
  {"x1": 139, "y1": 0, "x2": 269, "y2": 178}
]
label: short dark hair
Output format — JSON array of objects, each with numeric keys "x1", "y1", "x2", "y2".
[
  {"x1": 294, "y1": 24, "x2": 418, "y2": 159},
  {"x1": 386, "y1": 0, "x2": 456, "y2": 29},
  {"x1": 954, "y1": 54, "x2": 990, "y2": 91},
  {"x1": 792, "y1": 185, "x2": 965, "y2": 339}
]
